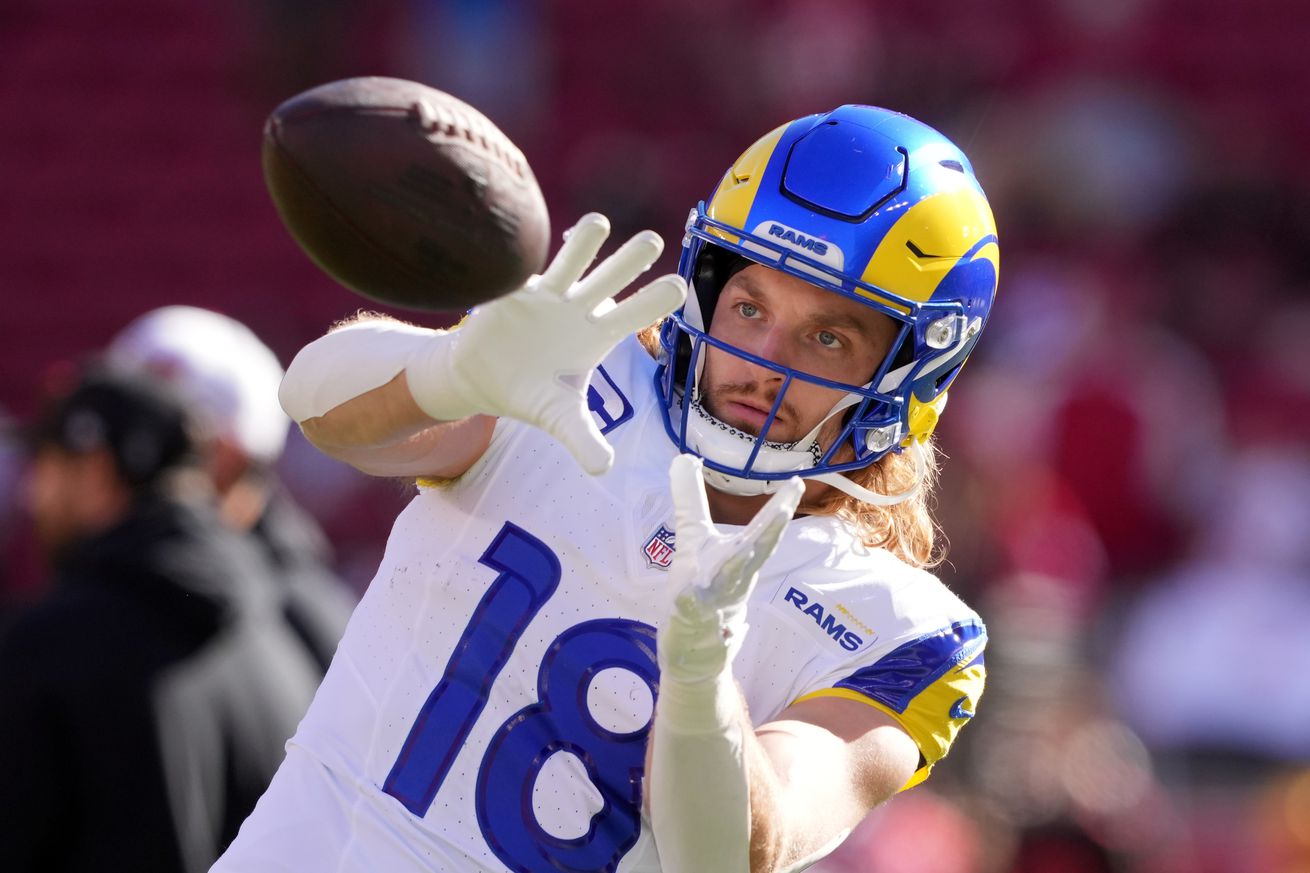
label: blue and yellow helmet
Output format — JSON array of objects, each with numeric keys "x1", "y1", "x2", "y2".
[{"x1": 655, "y1": 105, "x2": 999, "y2": 499}]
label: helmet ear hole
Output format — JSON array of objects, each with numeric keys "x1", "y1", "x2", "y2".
[
  {"x1": 935, "y1": 362, "x2": 964, "y2": 393},
  {"x1": 910, "y1": 358, "x2": 966, "y2": 405}
]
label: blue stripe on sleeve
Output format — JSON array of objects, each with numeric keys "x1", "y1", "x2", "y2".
[{"x1": 834, "y1": 621, "x2": 986, "y2": 714}]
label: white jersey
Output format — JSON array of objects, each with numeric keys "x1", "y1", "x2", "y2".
[{"x1": 215, "y1": 336, "x2": 986, "y2": 873}]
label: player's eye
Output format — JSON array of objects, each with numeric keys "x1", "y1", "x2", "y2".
[
  {"x1": 736, "y1": 301, "x2": 760, "y2": 319},
  {"x1": 816, "y1": 330, "x2": 843, "y2": 349}
]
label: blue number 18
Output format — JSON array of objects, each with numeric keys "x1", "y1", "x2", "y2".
[
  {"x1": 383, "y1": 522, "x2": 561, "y2": 815},
  {"x1": 383, "y1": 521, "x2": 659, "y2": 873}
]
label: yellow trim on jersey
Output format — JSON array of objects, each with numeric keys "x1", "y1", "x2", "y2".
[
  {"x1": 794, "y1": 655, "x2": 986, "y2": 791},
  {"x1": 858, "y1": 187, "x2": 998, "y2": 305},
  {"x1": 706, "y1": 123, "x2": 789, "y2": 247},
  {"x1": 793, "y1": 687, "x2": 931, "y2": 790}
]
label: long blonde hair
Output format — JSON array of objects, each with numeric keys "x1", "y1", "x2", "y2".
[{"x1": 636, "y1": 323, "x2": 943, "y2": 569}]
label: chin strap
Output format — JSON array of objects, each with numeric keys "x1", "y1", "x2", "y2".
[
  {"x1": 681, "y1": 382, "x2": 929, "y2": 506},
  {"x1": 809, "y1": 438, "x2": 927, "y2": 507}
]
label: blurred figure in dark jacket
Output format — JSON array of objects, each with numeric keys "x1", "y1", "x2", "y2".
[
  {"x1": 0, "y1": 370, "x2": 322, "y2": 873},
  {"x1": 105, "y1": 305, "x2": 356, "y2": 672}
]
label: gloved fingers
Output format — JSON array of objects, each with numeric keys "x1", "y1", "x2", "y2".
[
  {"x1": 669, "y1": 454, "x2": 716, "y2": 552},
  {"x1": 707, "y1": 479, "x2": 801, "y2": 596},
  {"x1": 538, "y1": 213, "x2": 611, "y2": 296},
  {"x1": 709, "y1": 547, "x2": 754, "y2": 596},
  {"x1": 739, "y1": 476, "x2": 804, "y2": 551},
  {"x1": 597, "y1": 274, "x2": 687, "y2": 338},
  {"x1": 568, "y1": 229, "x2": 665, "y2": 311},
  {"x1": 536, "y1": 393, "x2": 615, "y2": 476},
  {"x1": 740, "y1": 512, "x2": 790, "y2": 582}
]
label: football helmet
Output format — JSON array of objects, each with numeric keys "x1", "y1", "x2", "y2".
[{"x1": 655, "y1": 105, "x2": 999, "y2": 504}]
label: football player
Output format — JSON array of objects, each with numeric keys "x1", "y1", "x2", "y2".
[{"x1": 214, "y1": 105, "x2": 997, "y2": 873}]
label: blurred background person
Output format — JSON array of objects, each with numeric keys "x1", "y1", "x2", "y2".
[
  {"x1": 105, "y1": 304, "x2": 357, "y2": 673},
  {"x1": 0, "y1": 370, "x2": 322, "y2": 873}
]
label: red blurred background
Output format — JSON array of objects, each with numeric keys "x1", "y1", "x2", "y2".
[{"x1": 3, "y1": 2, "x2": 1309, "y2": 871}]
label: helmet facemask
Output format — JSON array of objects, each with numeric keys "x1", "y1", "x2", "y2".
[
  {"x1": 654, "y1": 105, "x2": 998, "y2": 506},
  {"x1": 657, "y1": 222, "x2": 968, "y2": 503}
]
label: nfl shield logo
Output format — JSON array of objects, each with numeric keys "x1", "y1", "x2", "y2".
[{"x1": 642, "y1": 524, "x2": 676, "y2": 570}]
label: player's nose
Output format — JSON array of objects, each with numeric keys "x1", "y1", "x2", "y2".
[{"x1": 748, "y1": 326, "x2": 794, "y2": 381}]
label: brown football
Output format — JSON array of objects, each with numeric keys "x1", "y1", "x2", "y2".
[{"x1": 262, "y1": 77, "x2": 550, "y2": 311}]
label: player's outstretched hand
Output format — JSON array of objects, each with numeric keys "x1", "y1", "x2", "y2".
[
  {"x1": 658, "y1": 455, "x2": 805, "y2": 684},
  {"x1": 405, "y1": 213, "x2": 687, "y2": 474}
]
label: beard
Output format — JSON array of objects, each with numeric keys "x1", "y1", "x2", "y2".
[
  {"x1": 700, "y1": 381, "x2": 863, "y2": 463},
  {"x1": 698, "y1": 377, "x2": 806, "y2": 443}
]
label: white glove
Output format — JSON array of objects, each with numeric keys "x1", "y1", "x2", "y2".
[
  {"x1": 658, "y1": 454, "x2": 806, "y2": 685},
  {"x1": 649, "y1": 456, "x2": 803, "y2": 873},
  {"x1": 405, "y1": 213, "x2": 687, "y2": 474}
]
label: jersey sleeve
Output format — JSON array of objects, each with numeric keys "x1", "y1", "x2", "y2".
[{"x1": 794, "y1": 619, "x2": 986, "y2": 790}]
